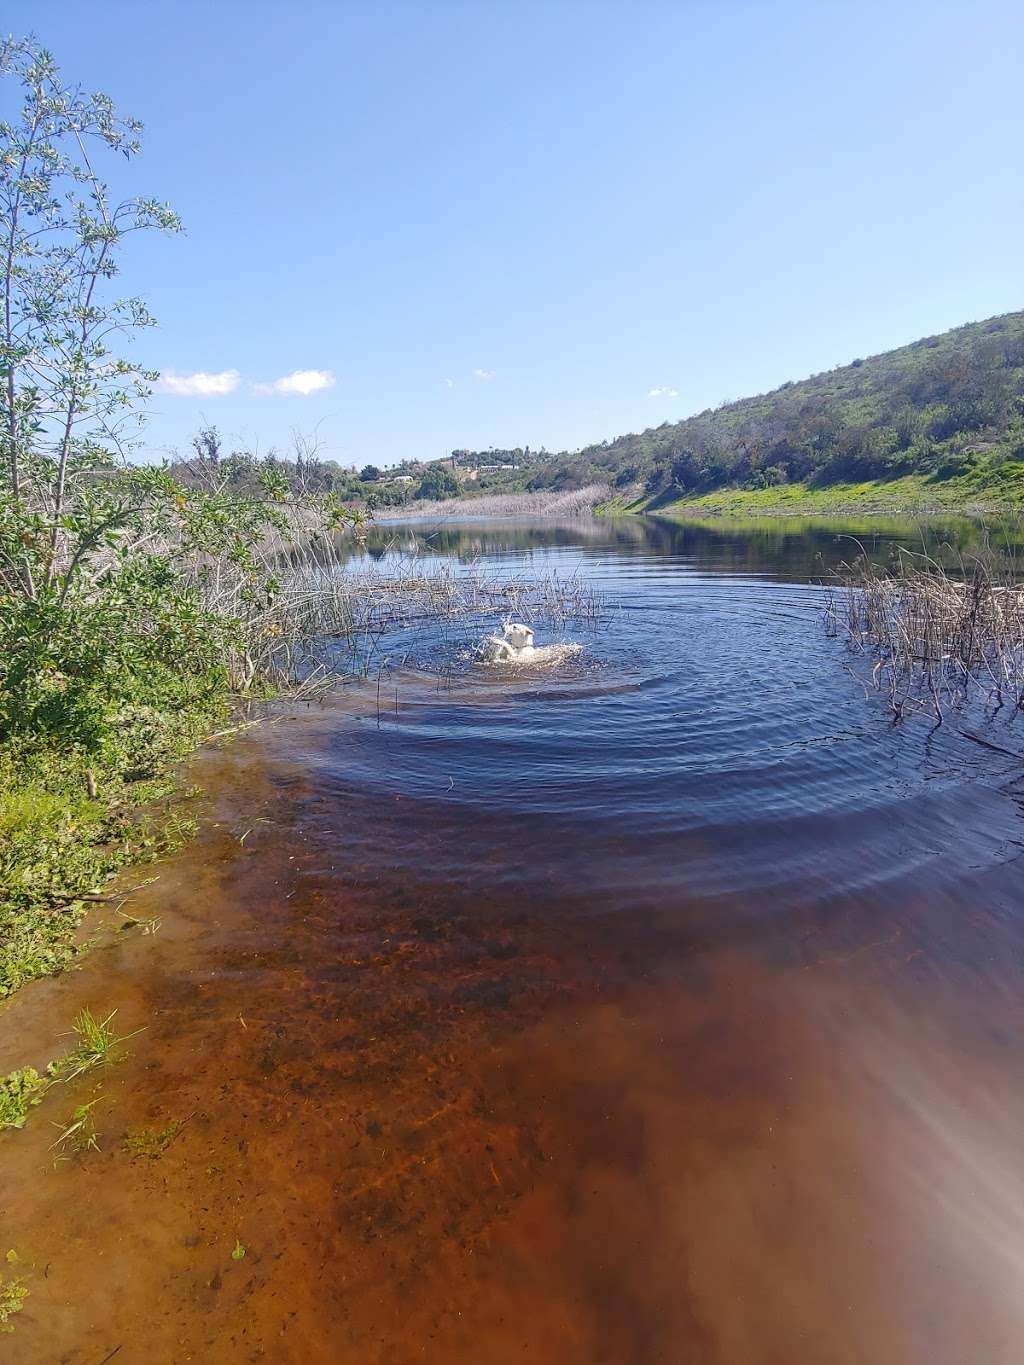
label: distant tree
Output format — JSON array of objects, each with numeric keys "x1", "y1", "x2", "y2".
[
  {"x1": 359, "y1": 464, "x2": 380, "y2": 482},
  {"x1": 670, "y1": 450, "x2": 705, "y2": 492},
  {"x1": 645, "y1": 463, "x2": 671, "y2": 494},
  {"x1": 221, "y1": 449, "x2": 256, "y2": 487},
  {"x1": 417, "y1": 466, "x2": 459, "y2": 500},
  {"x1": 191, "y1": 424, "x2": 222, "y2": 465}
]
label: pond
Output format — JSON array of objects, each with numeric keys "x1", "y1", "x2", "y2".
[{"x1": 4, "y1": 513, "x2": 1024, "y2": 1363}]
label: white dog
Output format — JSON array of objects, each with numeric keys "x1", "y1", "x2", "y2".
[{"x1": 479, "y1": 620, "x2": 536, "y2": 663}]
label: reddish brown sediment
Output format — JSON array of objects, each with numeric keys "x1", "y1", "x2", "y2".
[{"x1": 3, "y1": 708, "x2": 1024, "y2": 1363}]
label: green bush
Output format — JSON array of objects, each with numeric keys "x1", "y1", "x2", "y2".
[{"x1": 416, "y1": 466, "x2": 460, "y2": 500}]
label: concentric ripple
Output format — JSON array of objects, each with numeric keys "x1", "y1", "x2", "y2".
[{"x1": 295, "y1": 517, "x2": 1024, "y2": 919}]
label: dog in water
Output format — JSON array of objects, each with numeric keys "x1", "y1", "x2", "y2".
[{"x1": 479, "y1": 620, "x2": 536, "y2": 663}]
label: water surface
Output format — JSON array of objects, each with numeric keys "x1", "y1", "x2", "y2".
[{"x1": 4, "y1": 514, "x2": 1024, "y2": 1363}]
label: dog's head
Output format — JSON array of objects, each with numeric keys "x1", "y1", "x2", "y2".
[{"x1": 504, "y1": 622, "x2": 534, "y2": 650}]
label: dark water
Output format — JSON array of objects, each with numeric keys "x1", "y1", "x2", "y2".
[{"x1": 4, "y1": 514, "x2": 1024, "y2": 1363}]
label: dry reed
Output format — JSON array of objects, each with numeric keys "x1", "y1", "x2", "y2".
[
  {"x1": 376, "y1": 484, "x2": 612, "y2": 522},
  {"x1": 183, "y1": 512, "x2": 605, "y2": 692},
  {"x1": 830, "y1": 539, "x2": 1024, "y2": 719}
]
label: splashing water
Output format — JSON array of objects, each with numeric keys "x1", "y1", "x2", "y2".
[{"x1": 477, "y1": 640, "x2": 584, "y2": 670}]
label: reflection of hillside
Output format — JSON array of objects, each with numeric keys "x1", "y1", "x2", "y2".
[
  {"x1": 323, "y1": 513, "x2": 1024, "y2": 583},
  {"x1": 336, "y1": 517, "x2": 616, "y2": 564},
  {"x1": 639, "y1": 515, "x2": 1024, "y2": 579}
]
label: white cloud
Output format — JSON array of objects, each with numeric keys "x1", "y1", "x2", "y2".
[
  {"x1": 253, "y1": 368, "x2": 336, "y2": 396},
  {"x1": 443, "y1": 378, "x2": 455, "y2": 389},
  {"x1": 159, "y1": 369, "x2": 240, "y2": 397},
  {"x1": 647, "y1": 386, "x2": 679, "y2": 399},
  {"x1": 473, "y1": 368, "x2": 495, "y2": 381}
]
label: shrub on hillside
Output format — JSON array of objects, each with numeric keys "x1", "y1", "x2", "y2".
[{"x1": 416, "y1": 466, "x2": 460, "y2": 500}]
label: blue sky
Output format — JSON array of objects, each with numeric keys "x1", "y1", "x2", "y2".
[{"x1": 4, "y1": 0, "x2": 1022, "y2": 468}]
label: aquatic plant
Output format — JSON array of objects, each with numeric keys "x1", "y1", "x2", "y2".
[
  {"x1": 49, "y1": 1009, "x2": 142, "y2": 1084},
  {"x1": 50, "y1": 1100, "x2": 102, "y2": 1158},
  {"x1": 202, "y1": 530, "x2": 607, "y2": 689},
  {"x1": 834, "y1": 540, "x2": 1024, "y2": 718},
  {"x1": 1, "y1": 1005, "x2": 143, "y2": 1137},
  {"x1": 124, "y1": 1117, "x2": 187, "y2": 1159},
  {"x1": 0, "y1": 1258, "x2": 28, "y2": 1334},
  {"x1": 0, "y1": 1068, "x2": 46, "y2": 1130}
]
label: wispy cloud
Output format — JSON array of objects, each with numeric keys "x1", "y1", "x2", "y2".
[
  {"x1": 473, "y1": 368, "x2": 496, "y2": 381},
  {"x1": 253, "y1": 369, "x2": 336, "y2": 396},
  {"x1": 159, "y1": 369, "x2": 240, "y2": 397},
  {"x1": 443, "y1": 378, "x2": 455, "y2": 389},
  {"x1": 647, "y1": 386, "x2": 679, "y2": 399}
]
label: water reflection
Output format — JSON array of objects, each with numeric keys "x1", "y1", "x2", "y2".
[{"x1": 344, "y1": 509, "x2": 1024, "y2": 579}]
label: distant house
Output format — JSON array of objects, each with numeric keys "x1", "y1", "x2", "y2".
[{"x1": 384, "y1": 474, "x2": 415, "y2": 485}]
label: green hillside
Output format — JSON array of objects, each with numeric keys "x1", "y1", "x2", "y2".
[{"x1": 455, "y1": 312, "x2": 1024, "y2": 508}]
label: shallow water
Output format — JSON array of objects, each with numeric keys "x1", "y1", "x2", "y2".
[{"x1": 4, "y1": 514, "x2": 1024, "y2": 1363}]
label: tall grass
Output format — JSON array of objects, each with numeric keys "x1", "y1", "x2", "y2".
[
  {"x1": 377, "y1": 483, "x2": 612, "y2": 522},
  {"x1": 181, "y1": 512, "x2": 605, "y2": 691}
]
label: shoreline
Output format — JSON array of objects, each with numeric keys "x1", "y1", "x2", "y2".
[
  {"x1": 370, "y1": 479, "x2": 1024, "y2": 525},
  {"x1": 596, "y1": 474, "x2": 1024, "y2": 521}
]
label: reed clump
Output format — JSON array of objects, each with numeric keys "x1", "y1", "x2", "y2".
[
  {"x1": 833, "y1": 541, "x2": 1024, "y2": 718},
  {"x1": 377, "y1": 484, "x2": 612, "y2": 522},
  {"x1": 187, "y1": 517, "x2": 605, "y2": 690}
]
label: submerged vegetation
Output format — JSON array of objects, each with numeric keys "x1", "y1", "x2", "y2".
[
  {"x1": 1, "y1": 1005, "x2": 134, "y2": 1132},
  {"x1": 0, "y1": 1067, "x2": 46, "y2": 1130},
  {"x1": 50, "y1": 1098, "x2": 101, "y2": 1158},
  {"x1": 0, "y1": 1255, "x2": 28, "y2": 1334},
  {"x1": 123, "y1": 1115, "x2": 187, "y2": 1159}
]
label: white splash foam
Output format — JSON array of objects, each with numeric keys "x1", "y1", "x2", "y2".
[{"x1": 478, "y1": 642, "x2": 583, "y2": 670}]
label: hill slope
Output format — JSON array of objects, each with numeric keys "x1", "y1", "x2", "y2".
[{"x1": 465, "y1": 312, "x2": 1024, "y2": 507}]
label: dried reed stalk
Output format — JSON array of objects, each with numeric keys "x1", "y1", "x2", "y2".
[
  {"x1": 181, "y1": 516, "x2": 604, "y2": 692},
  {"x1": 831, "y1": 539, "x2": 1024, "y2": 719},
  {"x1": 376, "y1": 484, "x2": 612, "y2": 522}
]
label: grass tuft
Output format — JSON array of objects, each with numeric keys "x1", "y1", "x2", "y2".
[
  {"x1": 49, "y1": 1009, "x2": 142, "y2": 1084},
  {"x1": 50, "y1": 1099, "x2": 101, "y2": 1159}
]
